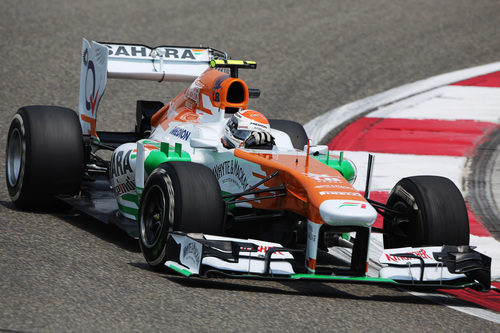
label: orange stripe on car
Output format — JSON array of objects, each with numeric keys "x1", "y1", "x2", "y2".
[
  {"x1": 306, "y1": 258, "x2": 317, "y2": 270},
  {"x1": 252, "y1": 172, "x2": 266, "y2": 179},
  {"x1": 80, "y1": 114, "x2": 97, "y2": 138}
]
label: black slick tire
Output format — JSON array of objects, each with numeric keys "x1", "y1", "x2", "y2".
[
  {"x1": 5, "y1": 106, "x2": 84, "y2": 209},
  {"x1": 269, "y1": 119, "x2": 308, "y2": 150},
  {"x1": 383, "y1": 176, "x2": 469, "y2": 249},
  {"x1": 138, "y1": 161, "x2": 225, "y2": 270}
]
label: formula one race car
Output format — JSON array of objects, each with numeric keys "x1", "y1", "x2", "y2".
[{"x1": 5, "y1": 39, "x2": 491, "y2": 291}]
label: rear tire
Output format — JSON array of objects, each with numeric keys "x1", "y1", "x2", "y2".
[
  {"x1": 269, "y1": 119, "x2": 308, "y2": 150},
  {"x1": 138, "y1": 161, "x2": 225, "y2": 270},
  {"x1": 5, "y1": 106, "x2": 84, "y2": 209},
  {"x1": 383, "y1": 176, "x2": 469, "y2": 249}
]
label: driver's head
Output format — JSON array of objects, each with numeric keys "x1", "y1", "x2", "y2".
[{"x1": 223, "y1": 109, "x2": 270, "y2": 148}]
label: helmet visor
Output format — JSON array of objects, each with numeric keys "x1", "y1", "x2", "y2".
[{"x1": 231, "y1": 128, "x2": 252, "y2": 141}]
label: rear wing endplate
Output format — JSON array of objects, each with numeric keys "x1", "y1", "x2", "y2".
[{"x1": 78, "y1": 38, "x2": 227, "y2": 140}]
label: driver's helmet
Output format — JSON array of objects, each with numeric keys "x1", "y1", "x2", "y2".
[{"x1": 223, "y1": 109, "x2": 270, "y2": 148}]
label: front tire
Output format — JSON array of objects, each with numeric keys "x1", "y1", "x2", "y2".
[
  {"x1": 5, "y1": 106, "x2": 84, "y2": 209},
  {"x1": 138, "y1": 161, "x2": 225, "y2": 270},
  {"x1": 383, "y1": 176, "x2": 469, "y2": 249}
]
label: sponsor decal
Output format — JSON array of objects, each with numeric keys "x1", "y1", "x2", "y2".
[
  {"x1": 182, "y1": 242, "x2": 201, "y2": 267},
  {"x1": 111, "y1": 150, "x2": 133, "y2": 178},
  {"x1": 319, "y1": 191, "x2": 362, "y2": 196},
  {"x1": 307, "y1": 223, "x2": 317, "y2": 242},
  {"x1": 240, "y1": 245, "x2": 283, "y2": 256},
  {"x1": 186, "y1": 80, "x2": 202, "y2": 103},
  {"x1": 306, "y1": 258, "x2": 316, "y2": 270},
  {"x1": 212, "y1": 160, "x2": 248, "y2": 190},
  {"x1": 106, "y1": 45, "x2": 199, "y2": 60},
  {"x1": 250, "y1": 122, "x2": 268, "y2": 130},
  {"x1": 192, "y1": 49, "x2": 205, "y2": 56},
  {"x1": 110, "y1": 45, "x2": 148, "y2": 57},
  {"x1": 82, "y1": 48, "x2": 89, "y2": 65},
  {"x1": 315, "y1": 184, "x2": 354, "y2": 190},
  {"x1": 113, "y1": 176, "x2": 136, "y2": 195},
  {"x1": 84, "y1": 59, "x2": 99, "y2": 116},
  {"x1": 213, "y1": 77, "x2": 224, "y2": 102},
  {"x1": 257, "y1": 245, "x2": 283, "y2": 255},
  {"x1": 169, "y1": 126, "x2": 191, "y2": 141},
  {"x1": 303, "y1": 173, "x2": 342, "y2": 183},
  {"x1": 338, "y1": 202, "x2": 366, "y2": 209},
  {"x1": 162, "y1": 48, "x2": 196, "y2": 59},
  {"x1": 385, "y1": 249, "x2": 433, "y2": 263},
  {"x1": 185, "y1": 100, "x2": 194, "y2": 110}
]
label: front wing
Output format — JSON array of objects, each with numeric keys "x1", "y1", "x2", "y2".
[{"x1": 164, "y1": 232, "x2": 491, "y2": 291}]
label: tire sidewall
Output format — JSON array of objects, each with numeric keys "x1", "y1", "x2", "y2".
[
  {"x1": 6, "y1": 113, "x2": 29, "y2": 201},
  {"x1": 5, "y1": 106, "x2": 84, "y2": 209},
  {"x1": 138, "y1": 167, "x2": 176, "y2": 267}
]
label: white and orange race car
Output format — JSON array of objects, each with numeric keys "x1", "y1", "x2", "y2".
[{"x1": 5, "y1": 39, "x2": 491, "y2": 290}]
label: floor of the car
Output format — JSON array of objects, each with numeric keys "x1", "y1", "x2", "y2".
[{"x1": 57, "y1": 171, "x2": 138, "y2": 238}]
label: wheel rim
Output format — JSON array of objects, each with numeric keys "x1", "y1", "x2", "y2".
[
  {"x1": 385, "y1": 200, "x2": 415, "y2": 247},
  {"x1": 7, "y1": 128, "x2": 23, "y2": 187},
  {"x1": 140, "y1": 184, "x2": 167, "y2": 248},
  {"x1": 391, "y1": 201, "x2": 412, "y2": 236}
]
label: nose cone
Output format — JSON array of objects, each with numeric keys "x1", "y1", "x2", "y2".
[{"x1": 319, "y1": 200, "x2": 377, "y2": 227}]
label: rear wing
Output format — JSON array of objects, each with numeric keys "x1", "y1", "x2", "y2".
[{"x1": 78, "y1": 39, "x2": 227, "y2": 139}]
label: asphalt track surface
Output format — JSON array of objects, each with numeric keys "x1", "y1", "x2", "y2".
[{"x1": 1, "y1": 1, "x2": 500, "y2": 331}]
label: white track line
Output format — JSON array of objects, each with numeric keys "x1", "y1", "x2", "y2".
[
  {"x1": 305, "y1": 62, "x2": 500, "y2": 144},
  {"x1": 368, "y1": 85, "x2": 500, "y2": 122},
  {"x1": 342, "y1": 151, "x2": 466, "y2": 192}
]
